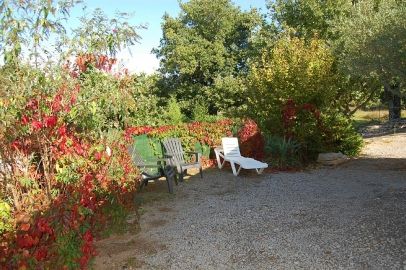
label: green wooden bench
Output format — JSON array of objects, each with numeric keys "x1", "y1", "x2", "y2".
[
  {"x1": 129, "y1": 135, "x2": 176, "y2": 193},
  {"x1": 130, "y1": 134, "x2": 213, "y2": 191}
]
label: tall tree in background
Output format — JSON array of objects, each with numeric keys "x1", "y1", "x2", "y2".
[
  {"x1": 269, "y1": 0, "x2": 352, "y2": 40},
  {"x1": 334, "y1": 0, "x2": 406, "y2": 120},
  {"x1": 268, "y1": 0, "x2": 406, "y2": 119},
  {"x1": 154, "y1": 0, "x2": 262, "y2": 115}
]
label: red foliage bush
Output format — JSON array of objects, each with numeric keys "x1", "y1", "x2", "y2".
[
  {"x1": 282, "y1": 99, "x2": 321, "y2": 139},
  {"x1": 125, "y1": 118, "x2": 265, "y2": 164},
  {"x1": 237, "y1": 118, "x2": 265, "y2": 160},
  {"x1": 0, "y1": 74, "x2": 139, "y2": 269}
]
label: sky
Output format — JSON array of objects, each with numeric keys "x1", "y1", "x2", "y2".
[{"x1": 69, "y1": 0, "x2": 268, "y2": 74}]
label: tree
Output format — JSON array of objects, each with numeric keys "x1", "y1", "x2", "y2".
[
  {"x1": 0, "y1": 0, "x2": 78, "y2": 66},
  {"x1": 245, "y1": 33, "x2": 363, "y2": 157},
  {"x1": 153, "y1": 0, "x2": 262, "y2": 115},
  {"x1": 269, "y1": 0, "x2": 352, "y2": 40},
  {"x1": 69, "y1": 8, "x2": 144, "y2": 57},
  {"x1": 334, "y1": 0, "x2": 406, "y2": 120},
  {"x1": 0, "y1": 1, "x2": 144, "y2": 65},
  {"x1": 269, "y1": 0, "x2": 406, "y2": 119},
  {"x1": 246, "y1": 33, "x2": 338, "y2": 131}
]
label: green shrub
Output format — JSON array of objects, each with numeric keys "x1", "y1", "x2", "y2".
[
  {"x1": 245, "y1": 34, "x2": 364, "y2": 160},
  {"x1": 165, "y1": 97, "x2": 185, "y2": 124},
  {"x1": 67, "y1": 60, "x2": 165, "y2": 134},
  {"x1": 291, "y1": 107, "x2": 324, "y2": 161},
  {"x1": 129, "y1": 74, "x2": 166, "y2": 126},
  {"x1": 321, "y1": 114, "x2": 364, "y2": 157},
  {"x1": 246, "y1": 34, "x2": 338, "y2": 133},
  {"x1": 192, "y1": 98, "x2": 224, "y2": 122},
  {"x1": 192, "y1": 98, "x2": 210, "y2": 122},
  {"x1": 264, "y1": 135, "x2": 300, "y2": 168},
  {"x1": 0, "y1": 201, "x2": 12, "y2": 235},
  {"x1": 54, "y1": 230, "x2": 82, "y2": 270},
  {"x1": 100, "y1": 201, "x2": 132, "y2": 236}
]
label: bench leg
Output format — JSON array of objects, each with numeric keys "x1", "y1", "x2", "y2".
[
  {"x1": 176, "y1": 165, "x2": 183, "y2": 182},
  {"x1": 140, "y1": 174, "x2": 149, "y2": 189},
  {"x1": 166, "y1": 174, "x2": 174, "y2": 194},
  {"x1": 164, "y1": 166, "x2": 175, "y2": 194},
  {"x1": 199, "y1": 167, "x2": 203, "y2": 178}
]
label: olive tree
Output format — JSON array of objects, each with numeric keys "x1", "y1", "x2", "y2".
[{"x1": 334, "y1": 0, "x2": 406, "y2": 120}]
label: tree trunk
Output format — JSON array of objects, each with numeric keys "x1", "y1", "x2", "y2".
[{"x1": 384, "y1": 84, "x2": 401, "y2": 121}]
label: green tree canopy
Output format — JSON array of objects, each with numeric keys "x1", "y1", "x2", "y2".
[
  {"x1": 334, "y1": 0, "x2": 406, "y2": 119},
  {"x1": 153, "y1": 0, "x2": 262, "y2": 114},
  {"x1": 70, "y1": 8, "x2": 144, "y2": 57},
  {"x1": 269, "y1": 0, "x2": 352, "y2": 40},
  {"x1": 334, "y1": 0, "x2": 406, "y2": 86},
  {"x1": 0, "y1": 0, "x2": 78, "y2": 65},
  {"x1": 246, "y1": 33, "x2": 337, "y2": 131}
]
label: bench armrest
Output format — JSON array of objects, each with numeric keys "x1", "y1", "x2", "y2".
[{"x1": 136, "y1": 158, "x2": 167, "y2": 168}]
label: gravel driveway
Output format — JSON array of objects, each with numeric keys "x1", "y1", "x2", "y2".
[{"x1": 94, "y1": 133, "x2": 406, "y2": 269}]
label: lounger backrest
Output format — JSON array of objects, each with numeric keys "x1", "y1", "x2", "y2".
[
  {"x1": 222, "y1": 137, "x2": 242, "y2": 158},
  {"x1": 162, "y1": 138, "x2": 185, "y2": 164}
]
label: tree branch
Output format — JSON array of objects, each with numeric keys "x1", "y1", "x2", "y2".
[{"x1": 348, "y1": 88, "x2": 379, "y2": 116}]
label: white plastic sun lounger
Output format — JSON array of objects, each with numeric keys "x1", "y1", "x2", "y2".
[{"x1": 214, "y1": 137, "x2": 268, "y2": 176}]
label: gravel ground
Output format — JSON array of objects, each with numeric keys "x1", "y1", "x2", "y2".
[{"x1": 94, "y1": 133, "x2": 406, "y2": 269}]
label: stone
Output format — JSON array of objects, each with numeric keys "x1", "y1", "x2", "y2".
[
  {"x1": 126, "y1": 213, "x2": 139, "y2": 224},
  {"x1": 317, "y1": 152, "x2": 349, "y2": 166}
]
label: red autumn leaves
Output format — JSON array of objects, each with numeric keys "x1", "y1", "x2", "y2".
[
  {"x1": 282, "y1": 99, "x2": 321, "y2": 138},
  {"x1": 2, "y1": 53, "x2": 139, "y2": 269},
  {"x1": 66, "y1": 53, "x2": 117, "y2": 77},
  {"x1": 25, "y1": 116, "x2": 57, "y2": 131},
  {"x1": 237, "y1": 119, "x2": 265, "y2": 161},
  {"x1": 125, "y1": 118, "x2": 264, "y2": 163},
  {"x1": 124, "y1": 119, "x2": 234, "y2": 148},
  {"x1": 18, "y1": 82, "x2": 80, "y2": 135},
  {"x1": 14, "y1": 217, "x2": 54, "y2": 264},
  {"x1": 79, "y1": 230, "x2": 95, "y2": 268}
]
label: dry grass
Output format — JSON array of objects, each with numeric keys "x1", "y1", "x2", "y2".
[
  {"x1": 352, "y1": 109, "x2": 406, "y2": 130},
  {"x1": 353, "y1": 109, "x2": 406, "y2": 121},
  {"x1": 353, "y1": 110, "x2": 388, "y2": 121}
]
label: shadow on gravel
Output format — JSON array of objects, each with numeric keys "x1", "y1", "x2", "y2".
[
  {"x1": 341, "y1": 157, "x2": 406, "y2": 171},
  {"x1": 360, "y1": 125, "x2": 406, "y2": 138}
]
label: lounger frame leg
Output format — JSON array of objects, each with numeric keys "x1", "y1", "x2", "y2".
[
  {"x1": 230, "y1": 162, "x2": 242, "y2": 176},
  {"x1": 214, "y1": 149, "x2": 225, "y2": 169},
  {"x1": 256, "y1": 168, "x2": 265, "y2": 174}
]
